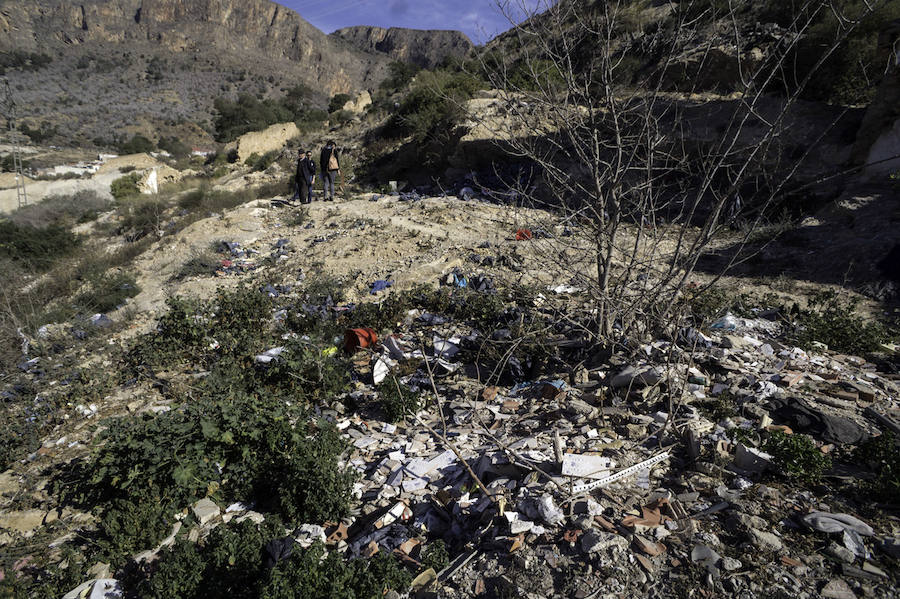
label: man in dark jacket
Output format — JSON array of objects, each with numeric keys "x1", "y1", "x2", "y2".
[
  {"x1": 296, "y1": 149, "x2": 316, "y2": 204},
  {"x1": 319, "y1": 140, "x2": 340, "y2": 201}
]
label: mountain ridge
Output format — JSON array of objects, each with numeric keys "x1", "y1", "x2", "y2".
[{"x1": 329, "y1": 26, "x2": 474, "y2": 69}]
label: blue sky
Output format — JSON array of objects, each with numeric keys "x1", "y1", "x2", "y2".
[{"x1": 279, "y1": 0, "x2": 545, "y2": 44}]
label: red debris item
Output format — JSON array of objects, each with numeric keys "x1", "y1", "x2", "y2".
[
  {"x1": 325, "y1": 522, "x2": 349, "y2": 545},
  {"x1": 621, "y1": 498, "x2": 671, "y2": 529},
  {"x1": 515, "y1": 228, "x2": 533, "y2": 241},
  {"x1": 635, "y1": 554, "x2": 656, "y2": 574},
  {"x1": 221, "y1": 259, "x2": 233, "y2": 268},
  {"x1": 563, "y1": 529, "x2": 583, "y2": 544},
  {"x1": 344, "y1": 327, "x2": 378, "y2": 353},
  {"x1": 363, "y1": 540, "x2": 379, "y2": 557}
]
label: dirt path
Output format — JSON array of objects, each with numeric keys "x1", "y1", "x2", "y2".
[{"x1": 122, "y1": 193, "x2": 560, "y2": 323}]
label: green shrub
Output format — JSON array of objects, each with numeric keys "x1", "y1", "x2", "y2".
[
  {"x1": 0, "y1": 220, "x2": 81, "y2": 270},
  {"x1": 60, "y1": 388, "x2": 355, "y2": 563},
  {"x1": 158, "y1": 136, "x2": 191, "y2": 159},
  {"x1": 389, "y1": 70, "x2": 481, "y2": 144},
  {"x1": 853, "y1": 433, "x2": 900, "y2": 502},
  {"x1": 177, "y1": 185, "x2": 253, "y2": 214},
  {"x1": 328, "y1": 93, "x2": 353, "y2": 113},
  {"x1": 116, "y1": 195, "x2": 163, "y2": 241},
  {"x1": 421, "y1": 539, "x2": 449, "y2": 572},
  {"x1": 139, "y1": 520, "x2": 410, "y2": 599},
  {"x1": 329, "y1": 109, "x2": 355, "y2": 125},
  {"x1": 110, "y1": 172, "x2": 143, "y2": 201},
  {"x1": 506, "y1": 59, "x2": 565, "y2": 92},
  {"x1": 252, "y1": 150, "x2": 280, "y2": 172},
  {"x1": 264, "y1": 542, "x2": 411, "y2": 598},
  {"x1": 790, "y1": 290, "x2": 888, "y2": 355},
  {"x1": 253, "y1": 177, "x2": 293, "y2": 199},
  {"x1": 129, "y1": 286, "x2": 274, "y2": 370},
  {"x1": 377, "y1": 381, "x2": 423, "y2": 423},
  {"x1": 213, "y1": 94, "x2": 294, "y2": 142},
  {"x1": 119, "y1": 134, "x2": 155, "y2": 155},
  {"x1": 0, "y1": 51, "x2": 52, "y2": 74},
  {"x1": 19, "y1": 122, "x2": 57, "y2": 143},
  {"x1": 379, "y1": 61, "x2": 421, "y2": 93},
  {"x1": 762, "y1": 430, "x2": 831, "y2": 484},
  {"x1": 73, "y1": 270, "x2": 140, "y2": 313},
  {"x1": 175, "y1": 251, "x2": 220, "y2": 280},
  {"x1": 0, "y1": 548, "x2": 87, "y2": 599},
  {"x1": 0, "y1": 394, "x2": 61, "y2": 471}
]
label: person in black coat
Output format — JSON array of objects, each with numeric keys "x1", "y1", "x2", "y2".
[{"x1": 295, "y1": 149, "x2": 316, "y2": 204}]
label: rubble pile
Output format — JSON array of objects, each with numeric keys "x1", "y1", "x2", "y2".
[
  {"x1": 0, "y1": 195, "x2": 897, "y2": 597},
  {"x1": 313, "y1": 307, "x2": 899, "y2": 597}
]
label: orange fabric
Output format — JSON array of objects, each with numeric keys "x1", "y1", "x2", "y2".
[
  {"x1": 515, "y1": 229, "x2": 532, "y2": 241},
  {"x1": 344, "y1": 327, "x2": 378, "y2": 352}
]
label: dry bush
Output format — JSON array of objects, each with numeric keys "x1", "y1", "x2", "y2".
[{"x1": 474, "y1": 0, "x2": 888, "y2": 343}]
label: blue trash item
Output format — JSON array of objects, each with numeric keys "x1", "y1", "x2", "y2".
[
  {"x1": 418, "y1": 312, "x2": 448, "y2": 325},
  {"x1": 274, "y1": 238, "x2": 290, "y2": 249},
  {"x1": 710, "y1": 312, "x2": 739, "y2": 331},
  {"x1": 370, "y1": 279, "x2": 393, "y2": 294},
  {"x1": 89, "y1": 313, "x2": 113, "y2": 328}
]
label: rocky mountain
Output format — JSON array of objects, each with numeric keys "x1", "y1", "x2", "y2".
[
  {"x1": 330, "y1": 26, "x2": 474, "y2": 69},
  {"x1": 0, "y1": 0, "x2": 470, "y2": 147},
  {"x1": 1, "y1": 0, "x2": 390, "y2": 95}
]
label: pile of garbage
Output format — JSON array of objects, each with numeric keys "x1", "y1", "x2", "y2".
[{"x1": 3, "y1": 271, "x2": 899, "y2": 597}]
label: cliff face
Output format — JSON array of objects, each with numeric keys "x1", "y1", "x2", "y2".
[
  {"x1": 330, "y1": 26, "x2": 474, "y2": 69},
  {"x1": 0, "y1": 0, "x2": 388, "y2": 94}
]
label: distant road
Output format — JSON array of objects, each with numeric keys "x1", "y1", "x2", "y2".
[{"x1": 0, "y1": 172, "x2": 120, "y2": 214}]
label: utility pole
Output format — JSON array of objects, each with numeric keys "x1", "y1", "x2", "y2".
[{"x1": 1, "y1": 78, "x2": 28, "y2": 209}]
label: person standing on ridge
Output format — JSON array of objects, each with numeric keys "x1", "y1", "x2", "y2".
[
  {"x1": 298, "y1": 149, "x2": 316, "y2": 204},
  {"x1": 320, "y1": 140, "x2": 340, "y2": 202}
]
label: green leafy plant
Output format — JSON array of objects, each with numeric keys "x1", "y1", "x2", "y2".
[
  {"x1": 175, "y1": 251, "x2": 220, "y2": 280},
  {"x1": 0, "y1": 220, "x2": 81, "y2": 270},
  {"x1": 421, "y1": 539, "x2": 449, "y2": 572},
  {"x1": 119, "y1": 134, "x2": 155, "y2": 155},
  {"x1": 73, "y1": 270, "x2": 140, "y2": 314},
  {"x1": 328, "y1": 93, "x2": 353, "y2": 113},
  {"x1": 388, "y1": 70, "x2": 481, "y2": 144},
  {"x1": 853, "y1": 433, "x2": 900, "y2": 502},
  {"x1": 177, "y1": 186, "x2": 253, "y2": 214},
  {"x1": 59, "y1": 389, "x2": 355, "y2": 564},
  {"x1": 762, "y1": 430, "x2": 831, "y2": 484},
  {"x1": 110, "y1": 172, "x2": 143, "y2": 202},
  {"x1": 379, "y1": 61, "x2": 421, "y2": 94},
  {"x1": 135, "y1": 516, "x2": 411, "y2": 599},
  {"x1": 377, "y1": 381, "x2": 423, "y2": 423},
  {"x1": 790, "y1": 290, "x2": 888, "y2": 355},
  {"x1": 9, "y1": 190, "x2": 110, "y2": 228}
]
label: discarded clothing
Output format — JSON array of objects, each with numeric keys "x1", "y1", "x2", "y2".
[
  {"x1": 417, "y1": 312, "x2": 448, "y2": 325},
  {"x1": 255, "y1": 347, "x2": 285, "y2": 364},
  {"x1": 370, "y1": 279, "x2": 393, "y2": 295},
  {"x1": 263, "y1": 537, "x2": 294, "y2": 569},
  {"x1": 802, "y1": 511, "x2": 874, "y2": 536},
  {"x1": 767, "y1": 397, "x2": 867, "y2": 444}
]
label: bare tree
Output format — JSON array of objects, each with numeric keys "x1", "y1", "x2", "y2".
[{"x1": 470, "y1": 0, "x2": 888, "y2": 342}]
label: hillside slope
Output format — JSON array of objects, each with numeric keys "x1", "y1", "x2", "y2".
[{"x1": 0, "y1": 1, "x2": 466, "y2": 147}]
